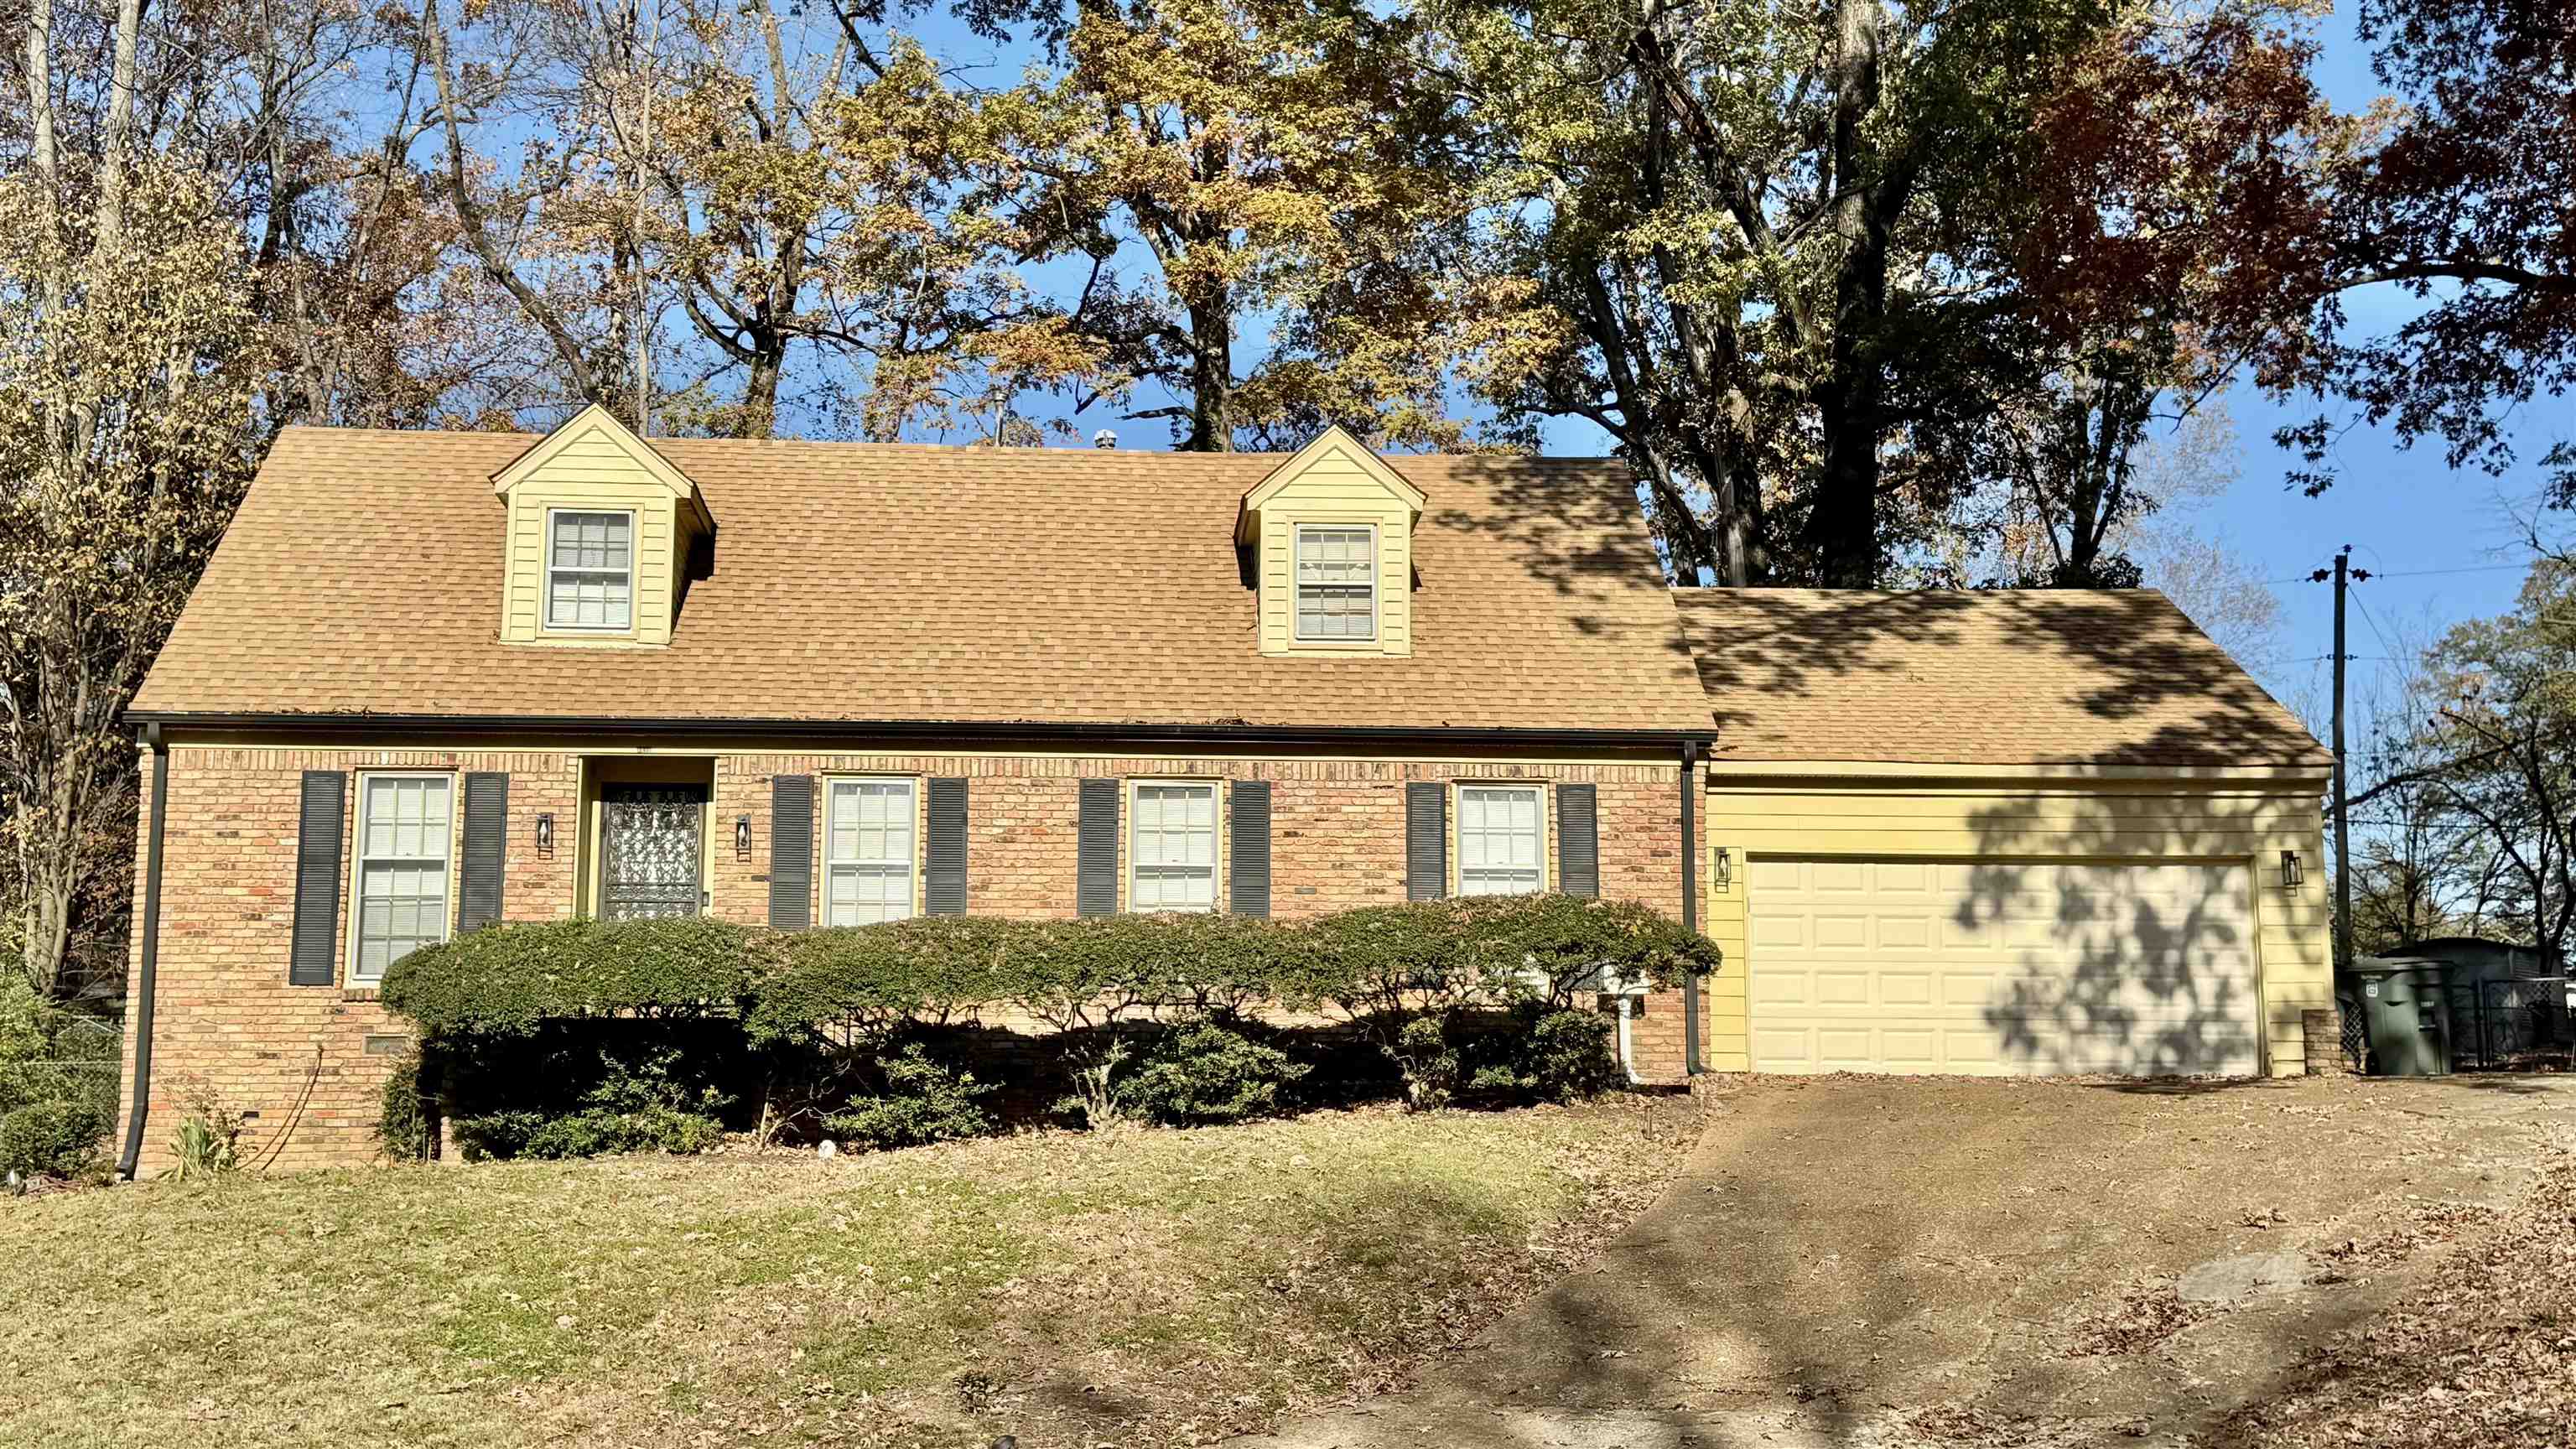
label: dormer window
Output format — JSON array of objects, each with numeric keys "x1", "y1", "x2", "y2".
[
  {"x1": 546, "y1": 509, "x2": 635, "y2": 631},
  {"x1": 1235, "y1": 424, "x2": 1426, "y2": 657},
  {"x1": 1295, "y1": 526, "x2": 1377, "y2": 641},
  {"x1": 494, "y1": 406, "x2": 712, "y2": 647}
]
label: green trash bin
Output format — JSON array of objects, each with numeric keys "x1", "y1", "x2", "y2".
[{"x1": 2342, "y1": 958, "x2": 2454, "y2": 1076}]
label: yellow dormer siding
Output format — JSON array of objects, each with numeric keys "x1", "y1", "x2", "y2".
[
  {"x1": 1237, "y1": 426, "x2": 1427, "y2": 658},
  {"x1": 491, "y1": 405, "x2": 714, "y2": 647}
]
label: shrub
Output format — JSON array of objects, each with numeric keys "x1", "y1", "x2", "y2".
[
  {"x1": 1389, "y1": 1015, "x2": 1461, "y2": 1110},
  {"x1": 451, "y1": 1104, "x2": 725, "y2": 1161},
  {"x1": 1056, "y1": 1036, "x2": 1135, "y2": 1130},
  {"x1": 824, "y1": 1042, "x2": 995, "y2": 1150},
  {"x1": 447, "y1": 1039, "x2": 733, "y2": 1161},
  {"x1": 1519, "y1": 1009, "x2": 1621, "y2": 1101},
  {"x1": 384, "y1": 895, "x2": 1719, "y2": 1146},
  {"x1": 745, "y1": 917, "x2": 1025, "y2": 1046},
  {"x1": 1122, "y1": 1018, "x2": 1311, "y2": 1126},
  {"x1": 377, "y1": 1052, "x2": 434, "y2": 1162},
  {"x1": 0, "y1": 975, "x2": 119, "y2": 1121},
  {"x1": 382, "y1": 916, "x2": 761, "y2": 1037},
  {"x1": 1463, "y1": 1007, "x2": 1620, "y2": 1104},
  {"x1": 165, "y1": 1101, "x2": 242, "y2": 1181},
  {"x1": 0, "y1": 1098, "x2": 107, "y2": 1180}
]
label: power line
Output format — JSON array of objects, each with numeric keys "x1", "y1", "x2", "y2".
[
  {"x1": 2350, "y1": 587, "x2": 2403, "y2": 664},
  {"x1": 2263, "y1": 559, "x2": 2531, "y2": 585}
]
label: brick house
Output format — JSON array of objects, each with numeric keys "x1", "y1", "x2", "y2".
[
  {"x1": 114, "y1": 410, "x2": 1715, "y2": 1171},
  {"x1": 115, "y1": 407, "x2": 2336, "y2": 1175}
]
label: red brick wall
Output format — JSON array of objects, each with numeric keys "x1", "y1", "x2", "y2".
[
  {"x1": 117, "y1": 746, "x2": 579, "y2": 1175},
  {"x1": 124, "y1": 743, "x2": 1701, "y2": 1172}
]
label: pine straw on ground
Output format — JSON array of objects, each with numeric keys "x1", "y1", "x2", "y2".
[
  {"x1": 0, "y1": 1097, "x2": 1702, "y2": 1449},
  {"x1": 2222, "y1": 1146, "x2": 2576, "y2": 1449}
]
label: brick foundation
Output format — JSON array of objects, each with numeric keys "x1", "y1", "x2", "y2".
[
  {"x1": 122, "y1": 741, "x2": 1703, "y2": 1172},
  {"x1": 2301, "y1": 1006, "x2": 2349, "y2": 1075}
]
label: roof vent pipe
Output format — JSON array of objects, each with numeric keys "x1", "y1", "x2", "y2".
[{"x1": 1092, "y1": 429, "x2": 1117, "y2": 449}]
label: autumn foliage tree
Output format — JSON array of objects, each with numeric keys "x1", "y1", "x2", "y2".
[{"x1": 2275, "y1": 0, "x2": 2576, "y2": 502}]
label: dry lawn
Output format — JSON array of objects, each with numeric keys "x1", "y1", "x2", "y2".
[
  {"x1": 2221, "y1": 1146, "x2": 2576, "y2": 1449},
  {"x1": 0, "y1": 1098, "x2": 1701, "y2": 1449}
]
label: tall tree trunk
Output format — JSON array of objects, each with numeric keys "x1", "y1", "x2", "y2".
[
  {"x1": 1182, "y1": 297, "x2": 1233, "y2": 452},
  {"x1": 1810, "y1": 0, "x2": 1888, "y2": 587},
  {"x1": 741, "y1": 332, "x2": 783, "y2": 439}
]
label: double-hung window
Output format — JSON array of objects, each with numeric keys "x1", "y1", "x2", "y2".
[
  {"x1": 546, "y1": 509, "x2": 635, "y2": 631},
  {"x1": 1130, "y1": 782, "x2": 1218, "y2": 911},
  {"x1": 1457, "y1": 784, "x2": 1545, "y2": 896},
  {"x1": 1294, "y1": 525, "x2": 1377, "y2": 641},
  {"x1": 351, "y1": 773, "x2": 452, "y2": 984},
  {"x1": 825, "y1": 777, "x2": 917, "y2": 925}
]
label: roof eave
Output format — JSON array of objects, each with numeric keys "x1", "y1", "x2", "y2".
[{"x1": 125, "y1": 709, "x2": 1716, "y2": 750}]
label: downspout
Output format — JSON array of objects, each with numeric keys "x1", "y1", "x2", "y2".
[
  {"x1": 117, "y1": 724, "x2": 169, "y2": 1180},
  {"x1": 1680, "y1": 740, "x2": 1701, "y2": 1076},
  {"x1": 1615, "y1": 989, "x2": 1644, "y2": 1086}
]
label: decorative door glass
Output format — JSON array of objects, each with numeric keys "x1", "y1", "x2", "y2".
[{"x1": 602, "y1": 784, "x2": 705, "y2": 920}]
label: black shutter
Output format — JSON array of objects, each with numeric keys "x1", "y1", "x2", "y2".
[
  {"x1": 458, "y1": 771, "x2": 509, "y2": 932},
  {"x1": 289, "y1": 771, "x2": 345, "y2": 985},
  {"x1": 768, "y1": 775, "x2": 815, "y2": 930},
  {"x1": 1228, "y1": 781, "x2": 1271, "y2": 918},
  {"x1": 1557, "y1": 784, "x2": 1599, "y2": 898},
  {"x1": 1077, "y1": 778, "x2": 1119, "y2": 917},
  {"x1": 1405, "y1": 782, "x2": 1447, "y2": 901},
  {"x1": 925, "y1": 776, "x2": 969, "y2": 915}
]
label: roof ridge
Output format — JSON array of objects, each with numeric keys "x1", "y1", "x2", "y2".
[{"x1": 272, "y1": 423, "x2": 1618, "y2": 467}]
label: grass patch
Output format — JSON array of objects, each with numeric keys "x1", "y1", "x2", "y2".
[{"x1": 0, "y1": 1098, "x2": 1700, "y2": 1448}]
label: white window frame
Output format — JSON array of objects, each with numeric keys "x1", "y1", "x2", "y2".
[
  {"x1": 543, "y1": 506, "x2": 637, "y2": 633},
  {"x1": 1456, "y1": 782, "x2": 1548, "y2": 897},
  {"x1": 1292, "y1": 522, "x2": 1379, "y2": 643},
  {"x1": 346, "y1": 771, "x2": 456, "y2": 987},
  {"x1": 1128, "y1": 778, "x2": 1222, "y2": 913},
  {"x1": 823, "y1": 776, "x2": 919, "y2": 927}
]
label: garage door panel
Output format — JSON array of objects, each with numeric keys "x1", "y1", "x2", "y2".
[
  {"x1": 1876, "y1": 914, "x2": 1933, "y2": 949},
  {"x1": 1748, "y1": 859, "x2": 1805, "y2": 893},
  {"x1": 1749, "y1": 859, "x2": 2259, "y2": 1078},
  {"x1": 1814, "y1": 914, "x2": 1869, "y2": 948},
  {"x1": 1879, "y1": 972, "x2": 1935, "y2": 1007},
  {"x1": 1815, "y1": 971, "x2": 1873, "y2": 1005}
]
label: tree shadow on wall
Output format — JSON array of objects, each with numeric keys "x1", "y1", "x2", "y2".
[
  {"x1": 1955, "y1": 857, "x2": 2262, "y2": 1077},
  {"x1": 1942, "y1": 588, "x2": 2325, "y2": 1079}
]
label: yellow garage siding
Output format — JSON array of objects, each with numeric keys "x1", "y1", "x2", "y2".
[{"x1": 1700, "y1": 776, "x2": 2332, "y2": 1077}]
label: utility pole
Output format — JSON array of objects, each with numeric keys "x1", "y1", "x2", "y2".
[{"x1": 2313, "y1": 548, "x2": 2371, "y2": 972}]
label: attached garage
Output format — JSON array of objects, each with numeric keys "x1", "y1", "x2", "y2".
[
  {"x1": 1677, "y1": 588, "x2": 2335, "y2": 1079},
  {"x1": 1744, "y1": 857, "x2": 2260, "y2": 1076}
]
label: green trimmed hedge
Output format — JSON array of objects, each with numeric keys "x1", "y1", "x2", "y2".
[
  {"x1": 381, "y1": 917, "x2": 761, "y2": 1036},
  {"x1": 382, "y1": 896, "x2": 1718, "y2": 1046},
  {"x1": 376, "y1": 896, "x2": 1720, "y2": 1158}
]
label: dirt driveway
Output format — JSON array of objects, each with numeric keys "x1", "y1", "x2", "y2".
[{"x1": 1234, "y1": 1073, "x2": 2576, "y2": 1449}]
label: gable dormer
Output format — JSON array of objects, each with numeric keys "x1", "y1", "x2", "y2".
[
  {"x1": 492, "y1": 405, "x2": 714, "y2": 647},
  {"x1": 1237, "y1": 426, "x2": 1427, "y2": 657}
]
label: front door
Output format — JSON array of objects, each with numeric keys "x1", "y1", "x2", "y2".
[{"x1": 601, "y1": 784, "x2": 708, "y2": 920}]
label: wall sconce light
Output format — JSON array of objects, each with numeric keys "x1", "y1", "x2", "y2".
[
  {"x1": 534, "y1": 813, "x2": 554, "y2": 855},
  {"x1": 1713, "y1": 847, "x2": 1732, "y2": 891},
  {"x1": 735, "y1": 814, "x2": 753, "y2": 860},
  {"x1": 2280, "y1": 849, "x2": 2303, "y2": 889}
]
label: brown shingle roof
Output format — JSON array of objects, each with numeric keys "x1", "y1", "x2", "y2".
[
  {"x1": 131, "y1": 428, "x2": 1712, "y2": 735},
  {"x1": 1675, "y1": 587, "x2": 2329, "y2": 770}
]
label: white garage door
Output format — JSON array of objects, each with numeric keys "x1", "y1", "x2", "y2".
[{"x1": 1747, "y1": 859, "x2": 2262, "y2": 1077}]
